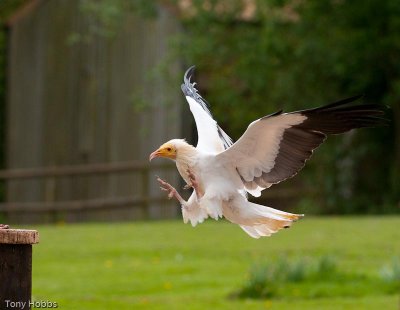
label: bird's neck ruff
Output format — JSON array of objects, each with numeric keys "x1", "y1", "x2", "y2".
[{"x1": 176, "y1": 143, "x2": 197, "y2": 167}]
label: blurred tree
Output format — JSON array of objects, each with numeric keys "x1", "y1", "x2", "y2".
[{"x1": 174, "y1": 0, "x2": 399, "y2": 213}]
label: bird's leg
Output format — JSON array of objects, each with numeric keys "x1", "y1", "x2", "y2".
[
  {"x1": 156, "y1": 177, "x2": 186, "y2": 205},
  {"x1": 186, "y1": 169, "x2": 204, "y2": 200},
  {"x1": 0, "y1": 224, "x2": 9, "y2": 229}
]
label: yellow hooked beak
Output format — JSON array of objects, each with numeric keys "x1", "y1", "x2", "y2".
[
  {"x1": 149, "y1": 145, "x2": 176, "y2": 161},
  {"x1": 149, "y1": 149, "x2": 162, "y2": 161}
]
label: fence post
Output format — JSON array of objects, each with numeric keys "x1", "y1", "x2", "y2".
[{"x1": 0, "y1": 229, "x2": 39, "y2": 309}]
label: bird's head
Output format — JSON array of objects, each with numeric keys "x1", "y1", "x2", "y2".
[{"x1": 149, "y1": 139, "x2": 191, "y2": 162}]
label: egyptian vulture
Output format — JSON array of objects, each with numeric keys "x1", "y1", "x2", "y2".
[{"x1": 149, "y1": 66, "x2": 387, "y2": 238}]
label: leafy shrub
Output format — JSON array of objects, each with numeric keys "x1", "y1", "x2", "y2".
[
  {"x1": 233, "y1": 256, "x2": 400, "y2": 300},
  {"x1": 380, "y1": 258, "x2": 400, "y2": 283},
  {"x1": 233, "y1": 256, "x2": 337, "y2": 299}
]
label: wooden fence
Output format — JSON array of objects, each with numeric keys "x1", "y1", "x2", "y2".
[
  {"x1": 0, "y1": 160, "x2": 307, "y2": 225},
  {"x1": 5, "y1": 0, "x2": 185, "y2": 223},
  {"x1": 0, "y1": 161, "x2": 179, "y2": 223}
]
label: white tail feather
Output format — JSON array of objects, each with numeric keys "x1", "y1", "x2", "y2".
[
  {"x1": 225, "y1": 198, "x2": 303, "y2": 238},
  {"x1": 240, "y1": 225, "x2": 262, "y2": 238}
]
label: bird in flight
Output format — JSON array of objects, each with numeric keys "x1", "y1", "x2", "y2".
[{"x1": 149, "y1": 66, "x2": 387, "y2": 238}]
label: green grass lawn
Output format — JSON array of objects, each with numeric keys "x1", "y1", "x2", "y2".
[{"x1": 30, "y1": 216, "x2": 400, "y2": 309}]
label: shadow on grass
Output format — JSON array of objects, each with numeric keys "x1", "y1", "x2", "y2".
[{"x1": 230, "y1": 256, "x2": 400, "y2": 300}]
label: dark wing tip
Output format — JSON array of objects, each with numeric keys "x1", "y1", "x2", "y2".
[
  {"x1": 298, "y1": 97, "x2": 390, "y2": 134},
  {"x1": 184, "y1": 65, "x2": 196, "y2": 83},
  {"x1": 180, "y1": 65, "x2": 211, "y2": 111},
  {"x1": 181, "y1": 65, "x2": 198, "y2": 98},
  {"x1": 303, "y1": 95, "x2": 364, "y2": 113}
]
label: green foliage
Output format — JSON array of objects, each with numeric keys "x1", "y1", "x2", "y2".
[
  {"x1": 0, "y1": 0, "x2": 28, "y2": 23},
  {"x1": 67, "y1": 0, "x2": 158, "y2": 43},
  {"x1": 380, "y1": 258, "x2": 400, "y2": 283},
  {"x1": 175, "y1": 0, "x2": 400, "y2": 213},
  {"x1": 233, "y1": 256, "x2": 400, "y2": 300}
]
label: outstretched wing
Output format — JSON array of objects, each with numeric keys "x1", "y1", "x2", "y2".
[
  {"x1": 217, "y1": 95, "x2": 388, "y2": 195},
  {"x1": 181, "y1": 66, "x2": 233, "y2": 154}
]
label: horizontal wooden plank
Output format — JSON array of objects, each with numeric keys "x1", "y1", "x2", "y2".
[
  {"x1": 0, "y1": 229, "x2": 39, "y2": 244},
  {"x1": 0, "y1": 196, "x2": 174, "y2": 213},
  {"x1": 0, "y1": 161, "x2": 175, "y2": 180}
]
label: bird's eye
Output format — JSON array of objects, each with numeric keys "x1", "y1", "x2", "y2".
[{"x1": 167, "y1": 147, "x2": 172, "y2": 152}]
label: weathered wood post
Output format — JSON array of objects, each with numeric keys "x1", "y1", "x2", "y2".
[{"x1": 0, "y1": 228, "x2": 39, "y2": 309}]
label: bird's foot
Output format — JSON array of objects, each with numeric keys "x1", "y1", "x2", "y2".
[
  {"x1": 186, "y1": 169, "x2": 204, "y2": 199},
  {"x1": 0, "y1": 224, "x2": 9, "y2": 229},
  {"x1": 156, "y1": 177, "x2": 186, "y2": 205}
]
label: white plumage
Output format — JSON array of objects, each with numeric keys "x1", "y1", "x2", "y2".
[{"x1": 149, "y1": 66, "x2": 387, "y2": 238}]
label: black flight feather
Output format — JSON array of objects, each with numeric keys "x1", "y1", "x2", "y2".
[{"x1": 252, "y1": 96, "x2": 388, "y2": 186}]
